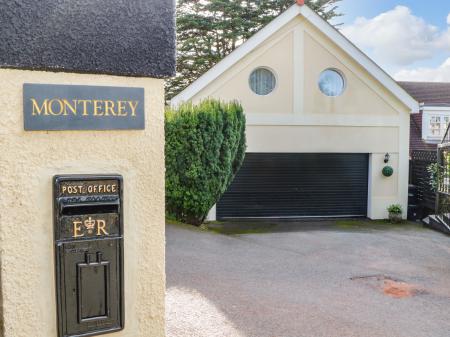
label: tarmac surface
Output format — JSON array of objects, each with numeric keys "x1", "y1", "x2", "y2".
[{"x1": 166, "y1": 220, "x2": 450, "y2": 337}]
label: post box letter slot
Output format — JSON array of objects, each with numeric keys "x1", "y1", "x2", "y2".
[{"x1": 61, "y1": 201, "x2": 119, "y2": 216}]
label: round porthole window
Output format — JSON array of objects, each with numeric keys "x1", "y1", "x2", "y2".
[
  {"x1": 318, "y1": 69, "x2": 346, "y2": 97},
  {"x1": 249, "y1": 68, "x2": 276, "y2": 96}
]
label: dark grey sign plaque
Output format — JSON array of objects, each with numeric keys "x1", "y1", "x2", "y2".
[{"x1": 23, "y1": 83, "x2": 145, "y2": 130}]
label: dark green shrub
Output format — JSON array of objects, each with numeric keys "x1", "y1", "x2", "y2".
[{"x1": 165, "y1": 99, "x2": 246, "y2": 225}]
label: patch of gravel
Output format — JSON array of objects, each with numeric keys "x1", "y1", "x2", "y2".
[{"x1": 166, "y1": 287, "x2": 246, "y2": 337}]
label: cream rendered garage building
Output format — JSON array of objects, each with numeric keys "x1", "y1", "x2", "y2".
[{"x1": 171, "y1": 3, "x2": 419, "y2": 220}]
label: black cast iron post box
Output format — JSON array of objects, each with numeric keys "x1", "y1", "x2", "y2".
[{"x1": 54, "y1": 175, "x2": 124, "y2": 337}]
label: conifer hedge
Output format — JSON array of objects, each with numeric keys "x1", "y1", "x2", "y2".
[{"x1": 165, "y1": 99, "x2": 246, "y2": 225}]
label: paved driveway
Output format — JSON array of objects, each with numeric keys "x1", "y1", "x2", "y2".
[{"x1": 166, "y1": 221, "x2": 450, "y2": 337}]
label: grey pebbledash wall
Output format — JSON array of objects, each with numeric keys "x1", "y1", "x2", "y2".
[{"x1": 0, "y1": 0, "x2": 176, "y2": 78}]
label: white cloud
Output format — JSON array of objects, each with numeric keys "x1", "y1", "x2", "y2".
[
  {"x1": 395, "y1": 58, "x2": 450, "y2": 82},
  {"x1": 342, "y1": 6, "x2": 450, "y2": 66}
]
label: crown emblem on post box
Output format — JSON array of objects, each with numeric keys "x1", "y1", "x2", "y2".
[{"x1": 84, "y1": 217, "x2": 96, "y2": 233}]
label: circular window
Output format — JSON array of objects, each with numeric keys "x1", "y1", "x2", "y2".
[
  {"x1": 249, "y1": 68, "x2": 276, "y2": 96},
  {"x1": 318, "y1": 69, "x2": 346, "y2": 97}
]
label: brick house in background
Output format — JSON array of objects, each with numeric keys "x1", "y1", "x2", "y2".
[
  {"x1": 399, "y1": 81, "x2": 450, "y2": 219},
  {"x1": 398, "y1": 81, "x2": 450, "y2": 155}
]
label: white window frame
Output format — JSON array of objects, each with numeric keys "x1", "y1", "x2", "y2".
[
  {"x1": 318, "y1": 68, "x2": 347, "y2": 97},
  {"x1": 248, "y1": 66, "x2": 278, "y2": 96},
  {"x1": 422, "y1": 107, "x2": 450, "y2": 142}
]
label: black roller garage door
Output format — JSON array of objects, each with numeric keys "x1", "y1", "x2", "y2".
[{"x1": 217, "y1": 153, "x2": 369, "y2": 219}]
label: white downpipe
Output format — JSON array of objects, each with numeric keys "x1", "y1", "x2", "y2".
[{"x1": 206, "y1": 204, "x2": 217, "y2": 222}]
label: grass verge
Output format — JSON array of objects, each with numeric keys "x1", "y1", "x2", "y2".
[
  {"x1": 167, "y1": 217, "x2": 427, "y2": 235},
  {"x1": 207, "y1": 222, "x2": 278, "y2": 235},
  {"x1": 335, "y1": 219, "x2": 426, "y2": 231},
  {"x1": 166, "y1": 217, "x2": 277, "y2": 235}
]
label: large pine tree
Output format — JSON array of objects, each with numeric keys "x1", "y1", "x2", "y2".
[{"x1": 166, "y1": 0, "x2": 342, "y2": 101}]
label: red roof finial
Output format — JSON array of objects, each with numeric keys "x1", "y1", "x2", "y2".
[{"x1": 297, "y1": 0, "x2": 305, "y2": 5}]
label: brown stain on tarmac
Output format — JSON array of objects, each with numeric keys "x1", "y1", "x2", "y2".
[
  {"x1": 351, "y1": 274, "x2": 426, "y2": 299},
  {"x1": 382, "y1": 279, "x2": 421, "y2": 298}
]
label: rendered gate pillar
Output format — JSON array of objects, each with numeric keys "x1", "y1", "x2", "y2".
[{"x1": 0, "y1": 1, "x2": 175, "y2": 337}]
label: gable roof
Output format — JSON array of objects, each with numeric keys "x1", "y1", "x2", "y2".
[
  {"x1": 398, "y1": 81, "x2": 450, "y2": 108},
  {"x1": 171, "y1": 3, "x2": 418, "y2": 111}
]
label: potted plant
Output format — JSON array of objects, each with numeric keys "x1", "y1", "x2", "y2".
[{"x1": 387, "y1": 204, "x2": 403, "y2": 223}]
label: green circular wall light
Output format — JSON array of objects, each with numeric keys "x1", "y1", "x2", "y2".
[{"x1": 382, "y1": 165, "x2": 394, "y2": 177}]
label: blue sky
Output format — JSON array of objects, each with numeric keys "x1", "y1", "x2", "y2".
[
  {"x1": 335, "y1": 0, "x2": 450, "y2": 81},
  {"x1": 340, "y1": 0, "x2": 450, "y2": 27}
]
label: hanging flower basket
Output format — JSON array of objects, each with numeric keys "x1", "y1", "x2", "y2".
[{"x1": 382, "y1": 165, "x2": 393, "y2": 177}]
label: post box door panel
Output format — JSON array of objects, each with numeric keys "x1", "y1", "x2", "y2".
[{"x1": 58, "y1": 239, "x2": 122, "y2": 335}]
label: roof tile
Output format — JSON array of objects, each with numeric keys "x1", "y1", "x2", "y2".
[{"x1": 398, "y1": 82, "x2": 450, "y2": 107}]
